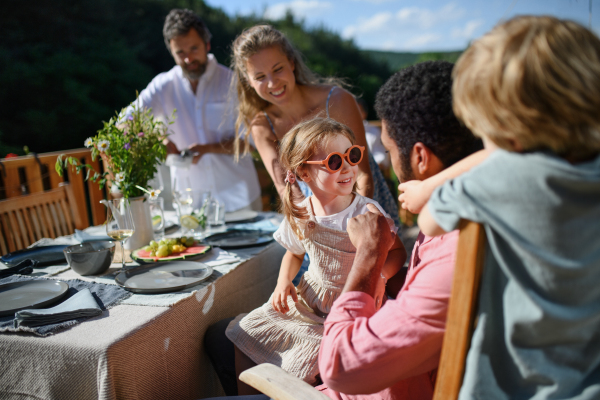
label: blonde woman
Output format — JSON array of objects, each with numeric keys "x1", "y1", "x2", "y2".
[{"x1": 231, "y1": 25, "x2": 398, "y2": 225}]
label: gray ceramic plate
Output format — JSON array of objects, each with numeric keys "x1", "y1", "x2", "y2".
[
  {"x1": 224, "y1": 210, "x2": 259, "y2": 223},
  {"x1": 0, "y1": 280, "x2": 69, "y2": 317},
  {"x1": 204, "y1": 229, "x2": 274, "y2": 249},
  {"x1": 114, "y1": 261, "x2": 213, "y2": 294}
]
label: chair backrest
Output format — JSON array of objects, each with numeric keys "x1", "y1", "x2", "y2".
[
  {"x1": 0, "y1": 149, "x2": 106, "y2": 226},
  {"x1": 433, "y1": 220, "x2": 486, "y2": 400},
  {"x1": 0, "y1": 183, "x2": 87, "y2": 255}
]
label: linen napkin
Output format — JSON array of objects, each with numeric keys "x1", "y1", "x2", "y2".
[
  {"x1": 74, "y1": 229, "x2": 112, "y2": 243},
  {"x1": 229, "y1": 215, "x2": 282, "y2": 232},
  {"x1": 13, "y1": 288, "x2": 102, "y2": 328}
]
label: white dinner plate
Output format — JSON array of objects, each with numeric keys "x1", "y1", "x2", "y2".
[
  {"x1": 224, "y1": 210, "x2": 258, "y2": 223},
  {"x1": 114, "y1": 261, "x2": 213, "y2": 294},
  {"x1": 0, "y1": 280, "x2": 69, "y2": 317}
]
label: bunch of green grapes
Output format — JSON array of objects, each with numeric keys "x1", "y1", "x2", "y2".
[{"x1": 143, "y1": 236, "x2": 195, "y2": 257}]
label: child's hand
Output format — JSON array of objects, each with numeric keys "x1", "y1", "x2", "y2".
[
  {"x1": 398, "y1": 180, "x2": 432, "y2": 214},
  {"x1": 272, "y1": 280, "x2": 298, "y2": 314}
]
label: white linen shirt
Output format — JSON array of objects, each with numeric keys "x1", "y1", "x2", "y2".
[{"x1": 128, "y1": 54, "x2": 260, "y2": 212}]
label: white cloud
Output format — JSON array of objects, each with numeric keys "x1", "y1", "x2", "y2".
[
  {"x1": 451, "y1": 19, "x2": 484, "y2": 39},
  {"x1": 396, "y1": 3, "x2": 465, "y2": 29},
  {"x1": 349, "y1": 0, "x2": 396, "y2": 3},
  {"x1": 404, "y1": 33, "x2": 443, "y2": 48},
  {"x1": 342, "y1": 2, "x2": 476, "y2": 51},
  {"x1": 264, "y1": 1, "x2": 333, "y2": 20},
  {"x1": 343, "y1": 2, "x2": 466, "y2": 39},
  {"x1": 343, "y1": 12, "x2": 393, "y2": 37},
  {"x1": 380, "y1": 39, "x2": 397, "y2": 50}
]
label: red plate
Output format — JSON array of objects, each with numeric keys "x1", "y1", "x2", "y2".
[{"x1": 131, "y1": 245, "x2": 211, "y2": 264}]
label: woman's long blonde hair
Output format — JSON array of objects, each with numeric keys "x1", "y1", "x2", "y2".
[
  {"x1": 279, "y1": 118, "x2": 356, "y2": 239},
  {"x1": 231, "y1": 25, "x2": 336, "y2": 158}
]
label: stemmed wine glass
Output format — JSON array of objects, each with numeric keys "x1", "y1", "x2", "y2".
[
  {"x1": 172, "y1": 176, "x2": 192, "y2": 213},
  {"x1": 104, "y1": 198, "x2": 136, "y2": 271}
]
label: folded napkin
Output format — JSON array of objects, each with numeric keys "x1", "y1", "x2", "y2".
[
  {"x1": 202, "y1": 247, "x2": 241, "y2": 267},
  {"x1": 0, "y1": 259, "x2": 37, "y2": 278},
  {"x1": 229, "y1": 217, "x2": 281, "y2": 233},
  {"x1": 74, "y1": 229, "x2": 112, "y2": 243},
  {"x1": 13, "y1": 288, "x2": 102, "y2": 328}
]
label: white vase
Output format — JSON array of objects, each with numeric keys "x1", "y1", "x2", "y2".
[{"x1": 124, "y1": 196, "x2": 154, "y2": 250}]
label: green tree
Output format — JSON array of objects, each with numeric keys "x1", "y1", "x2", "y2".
[{"x1": 0, "y1": 0, "x2": 393, "y2": 155}]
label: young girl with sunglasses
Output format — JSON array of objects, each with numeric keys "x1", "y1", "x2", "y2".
[{"x1": 226, "y1": 118, "x2": 406, "y2": 392}]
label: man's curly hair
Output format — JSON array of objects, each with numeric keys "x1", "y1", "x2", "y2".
[{"x1": 375, "y1": 61, "x2": 482, "y2": 173}]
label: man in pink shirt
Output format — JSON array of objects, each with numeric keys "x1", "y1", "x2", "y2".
[{"x1": 317, "y1": 61, "x2": 482, "y2": 399}]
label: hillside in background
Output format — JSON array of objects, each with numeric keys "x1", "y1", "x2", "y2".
[
  {"x1": 0, "y1": 0, "x2": 463, "y2": 156},
  {"x1": 0, "y1": 0, "x2": 395, "y2": 155},
  {"x1": 362, "y1": 50, "x2": 463, "y2": 71}
]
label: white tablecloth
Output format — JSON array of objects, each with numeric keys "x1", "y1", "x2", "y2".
[{"x1": 0, "y1": 224, "x2": 285, "y2": 399}]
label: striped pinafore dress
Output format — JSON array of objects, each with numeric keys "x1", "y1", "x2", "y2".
[{"x1": 226, "y1": 196, "x2": 357, "y2": 383}]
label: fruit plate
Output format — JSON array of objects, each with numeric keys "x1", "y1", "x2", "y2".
[
  {"x1": 131, "y1": 244, "x2": 212, "y2": 264},
  {"x1": 114, "y1": 261, "x2": 213, "y2": 294}
]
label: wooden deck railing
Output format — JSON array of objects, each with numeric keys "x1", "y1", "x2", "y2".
[{"x1": 0, "y1": 149, "x2": 106, "y2": 228}]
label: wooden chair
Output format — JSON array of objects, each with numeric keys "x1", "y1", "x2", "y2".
[
  {"x1": 0, "y1": 183, "x2": 87, "y2": 255},
  {"x1": 0, "y1": 149, "x2": 106, "y2": 226},
  {"x1": 239, "y1": 220, "x2": 486, "y2": 400},
  {"x1": 432, "y1": 220, "x2": 485, "y2": 399}
]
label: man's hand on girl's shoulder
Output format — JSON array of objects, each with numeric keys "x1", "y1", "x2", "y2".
[{"x1": 347, "y1": 204, "x2": 395, "y2": 254}]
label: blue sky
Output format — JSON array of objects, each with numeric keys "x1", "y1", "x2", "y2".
[{"x1": 204, "y1": 0, "x2": 600, "y2": 52}]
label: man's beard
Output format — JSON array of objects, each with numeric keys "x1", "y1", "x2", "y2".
[
  {"x1": 181, "y1": 61, "x2": 207, "y2": 81},
  {"x1": 399, "y1": 154, "x2": 416, "y2": 183}
]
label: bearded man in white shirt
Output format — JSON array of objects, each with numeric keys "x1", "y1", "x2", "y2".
[{"x1": 130, "y1": 9, "x2": 261, "y2": 212}]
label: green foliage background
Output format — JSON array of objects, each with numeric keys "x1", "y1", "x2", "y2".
[
  {"x1": 0, "y1": 0, "x2": 462, "y2": 156},
  {"x1": 0, "y1": 0, "x2": 376, "y2": 155}
]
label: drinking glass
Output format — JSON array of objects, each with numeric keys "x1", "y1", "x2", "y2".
[
  {"x1": 172, "y1": 176, "x2": 192, "y2": 214},
  {"x1": 206, "y1": 197, "x2": 226, "y2": 233},
  {"x1": 104, "y1": 198, "x2": 136, "y2": 271},
  {"x1": 149, "y1": 197, "x2": 165, "y2": 240},
  {"x1": 176, "y1": 189, "x2": 211, "y2": 238}
]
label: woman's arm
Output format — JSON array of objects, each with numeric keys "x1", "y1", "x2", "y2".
[
  {"x1": 250, "y1": 116, "x2": 303, "y2": 200},
  {"x1": 328, "y1": 89, "x2": 374, "y2": 198},
  {"x1": 271, "y1": 250, "x2": 304, "y2": 313},
  {"x1": 398, "y1": 149, "x2": 490, "y2": 214}
]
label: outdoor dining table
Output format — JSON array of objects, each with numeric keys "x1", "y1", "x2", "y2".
[{"x1": 0, "y1": 212, "x2": 286, "y2": 400}]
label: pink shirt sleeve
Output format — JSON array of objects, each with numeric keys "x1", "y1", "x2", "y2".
[{"x1": 318, "y1": 231, "x2": 458, "y2": 395}]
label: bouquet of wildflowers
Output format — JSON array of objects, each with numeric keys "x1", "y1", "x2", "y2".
[{"x1": 56, "y1": 98, "x2": 173, "y2": 199}]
